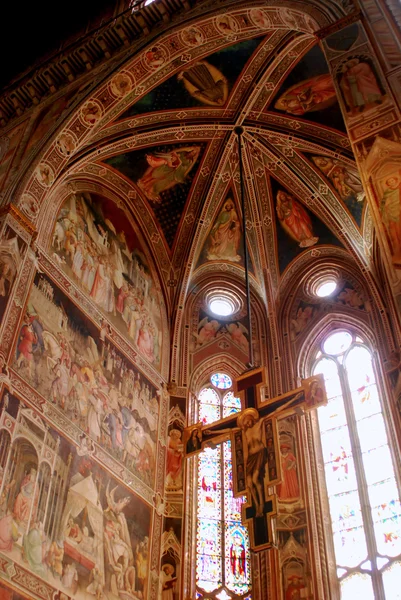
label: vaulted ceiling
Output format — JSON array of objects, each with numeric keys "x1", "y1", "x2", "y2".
[{"x1": 23, "y1": 3, "x2": 368, "y2": 323}]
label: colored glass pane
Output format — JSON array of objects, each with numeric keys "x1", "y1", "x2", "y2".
[
  {"x1": 199, "y1": 387, "x2": 220, "y2": 404},
  {"x1": 200, "y1": 402, "x2": 220, "y2": 425},
  {"x1": 351, "y1": 385, "x2": 381, "y2": 421},
  {"x1": 345, "y1": 346, "x2": 375, "y2": 392},
  {"x1": 314, "y1": 332, "x2": 401, "y2": 598},
  {"x1": 383, "y1": 562, "x2": 401, "y2": 598},
  {"x1": 223, "y1": 392, "x2": 241, "y2": 418},
  {"x1": 341, "y1": 573, "x2": 374, "y2": 600},
  {"x1": 318, "y1": 395, "x2": 347, "y2": 432},
  {"x1": 323, "y1": 331, "x2": 352, "y2": 355},
  {"x1": 314, "y1": 357, "x2": 342, "y2": 397},
  {"x1": 196, "y1": 387, "x2": 251, "y2": 598},
  {"x1": 224, "y1": 524, "x2": 251, "y2": 595},
  {"x1": 211, "y1": 373, "x2": 232, "y2": 389}
]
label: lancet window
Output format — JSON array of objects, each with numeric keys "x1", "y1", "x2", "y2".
[
  {"x1": 311, "y1": 329, "x2": 401, "y2": 599},
  {"x1": 195, "y1": 377, "x2": 252, "y2": 600}
]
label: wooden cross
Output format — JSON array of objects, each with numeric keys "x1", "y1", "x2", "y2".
[{"x1": 184, "y1": 367, "x2": 327, "y2": 551}]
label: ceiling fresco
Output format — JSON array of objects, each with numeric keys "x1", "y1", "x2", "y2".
[
  {"x1": 120, "y1": 37, "x2": 265, "y2": 118},
  {"x1": 22, "y1": 7, "x2": 369, "y2": 312},
  {"x1": 269, "y1": 45, "x2": 347, "y2": 132},
  {"x1": 269, "y1": 177, "x2": 345, "y2": 273},
  {"x1": 104, "y1": 143, "x2": 205, "y2": 248}
]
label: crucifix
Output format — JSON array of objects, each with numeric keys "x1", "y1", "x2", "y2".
[
  {"x1": 184, "y1": 366, "x2": 327, "y2": 551},
  {"x1": 184, "y1": 129, "x2": 327, "y2": 551}
]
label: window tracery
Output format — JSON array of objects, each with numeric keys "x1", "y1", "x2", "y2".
[
  {"x1": 310, "y1": 329, "x2": 401, "y2": 599},
  {"x1": 196, "y1": 382, "x2": 252, "y2": 599}
]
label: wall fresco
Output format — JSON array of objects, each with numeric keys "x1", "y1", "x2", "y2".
[
  {"x1": 12, "y1": 272, "x2": 159, "y2": 489},
  {"x1": 193, "y1": 310, "x2": 250, "y2": 355},
  {"x1": 51, "y1": 191, "x2": 163, "y2": 367},
  {"x1": 0, "y1": 390, "x2": 152, "y2": 600},
  {"x1": 0, "y1": 229, "x2": 24, "y2": 325}
]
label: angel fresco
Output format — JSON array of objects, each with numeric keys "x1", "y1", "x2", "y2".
[
  {"x1": 137, "y1": 146, "x2": 200, "y2": 203},
  {"x1": 178, "y1": 61, "x2": 228, "y2": 106},
  {"x1": 274, "y1": 73, "x2": 337, "y2": 116},
  {"x1": 227, "y1": 322, "x2": 249, "y2": 353},
  {"x1": 207, "y1": 199, "x2": 242, "y2": 262},
  {"x1": 276, "y1": 190, "x2": 318, "y2": 248},
  {"x1": 196, "y1": 317, "x2": 220, "y2": 346},
  {"x1": 312, "y1": 155, "x2": 364, "y2": 203}
]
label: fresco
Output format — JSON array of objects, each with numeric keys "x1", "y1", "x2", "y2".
[
  {"x1": 271, "y1": 179, "x2": 343, "y2": 273},
  {"x1": 0, "y1": 230, "x2": 23, "y2": 324},
  {"x1": 337, "y1": 56, "x2": 386, "y2": 116},
  {"x1": 0, "y1": 390, "x2": 152, "y2": 600},
  {"x1": 160, "y1": 517, "x2": 182, "y2": 600},
  {"x1": 0, "y1": 583, "x2": 28, "y2": 600},
  {"x1": 0, "y1": 121, "x2": 27, "y2": 193},
  {"x1": 24, "y1": 89, "x2": 78, "y2": 157},
  {"x1": 375, "y1": 169, "x2": 401, "y2": 266},
  {"x1": 197, "y1": 194, "x2": 245, "y2": 267},
  {"x1": 165, "y1": 396, "x2": 185, "y2": 494},
  {"x1": 104, "y1": 144, "x2": 204, "y2": 247},
  {"x1": 272, "y1": 45, "x2": 346, "y2": 131},
  {"x1": 335, "y1": 281, "x2": 370, "y2": 311},
  {"x1": 193, "y1": 309, "x2": 250, "y2": 354},
  {"x1": 310, "y1": 155, "x2": 365, "y2": 227},
  {"x1": 120, "y1": 37, "x2": 264, "y2": 118},
  {"x1": 290, "y1": 302, "x2": 315, "y2": 341},
  {"x1": 12, "y1": 272, "x2": 159, "y2": 488},
  {"x1": 51, "y1": 191, "x2": 163, "y2": 366}
]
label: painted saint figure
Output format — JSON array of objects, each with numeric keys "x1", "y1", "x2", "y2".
[
  {"x1": 186, "y1": 427, "x2": 202, "y2": 454},
  {"x1": 13, "y1": 467, "x2": 39, "y2": 526},
  {"x1": 137, "y1": 147, "x2": 200, "y2": 203},
  {"x1": 276, "y1": 190, "x2": 318, "y2": 248},
  {"x1": 340, "y1": 58, "x2": 383, "y2": 114},
  {"x1": 312, "y1": 155, "x2": 364, "y2": 203},
  {"x1": 380, "y1": 175, "x2": 401, "y2": 260},
  {"x1": 275, "y1": 73, "x2": 336, "y2": 115},
  {"x1": 230, "y1": 533, "x2": 246, "y2": 582},
  {"x1": 207, "y1": 199, "x2": 242, "y2": 262},
  {"x1": 160, "y1": 563, "x2": 176, "y2": 599},
  {"x1": 166, "y1": 429, "x2": 184, "y2": 489},
  {"x1": 277, "y1": 443, "x2": 300, "y2": 502},
  {"x1": 178, "y1": 61, "x2": 228, "y2": 106}
]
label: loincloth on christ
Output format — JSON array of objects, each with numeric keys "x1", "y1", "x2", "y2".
[{"x1": 246, "y1": 447, "x2": 268, "y2": 482}]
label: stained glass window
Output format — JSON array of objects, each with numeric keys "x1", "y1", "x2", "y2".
[
  {"x1": 196, "y1": 383, "x2": 251, "y2": 599},
  {"x1": 312, "y1": 330, "x2": 401, "y2": 599},
  {"x1": 211, "y1": 373, "x2": 233, "y2": 390}
]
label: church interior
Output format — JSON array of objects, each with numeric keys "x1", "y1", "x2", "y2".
[{"x1": 1, "y1": 0, "x2": 401, "y2": 599}]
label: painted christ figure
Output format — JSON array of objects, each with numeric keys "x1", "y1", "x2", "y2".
[{"x1": 238, "y1": 409, "x2": 267, "y2": 518}]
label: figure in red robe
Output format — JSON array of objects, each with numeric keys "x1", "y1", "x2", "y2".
[
  {"x1": 230, "y1": 534, "x2": 246, "y2": 582},
  {"x1": 340, "y1": 58, "x2": 383, "y2": 114},
  {"x1": 276, "y1": 190, "x2": 318, "y2": 248},
  {"x1": 277, "y1": 443, "x2": 300, "y2": 502},
  {"x1": 13, "y1": 468, "x2": 39, "y2": 526}
]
